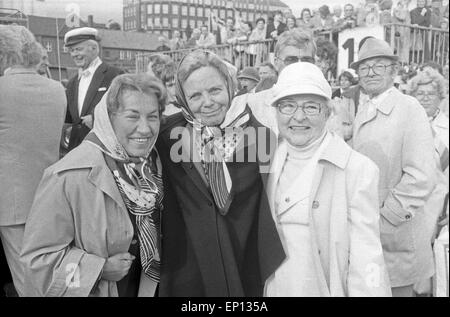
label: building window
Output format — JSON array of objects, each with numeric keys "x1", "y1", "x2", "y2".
[
  {"x1": 172, "y1": 4, "x2": 179, "y2": 14},
  {"x1": 248, "y1": 12, "x2": 254, "y2": 22},
  {"x1": 147, "y1": 4, "x2": 153, "y2": 14},
  {"x1": 227, "y1": 9, "x2": 233, "y2": 18},
  {"x1": 189, "y1": 7, "x2": 196, "y2": 16},
  {"x1": 43, "y1": 41, "x2": 53, "y2": 52},
  {"x1": 205, "y1": 8, "x2": 211, "y2": 17},
  {"x1": 219, "y1": 9, "x2": 225, "y2": 19},
  {"x1": 181, "y1": 19, "x2": 188, "y2": 28},
  {"x1": 205, "y1": 0, "x2": 211, "y2": 5},
  {"x1": 181, "y1": 5, "x2": 188, "y2": 16},
  {"x1": 120, "y1": 50, "x2": 125, "y2": 60},
  {"x1": 162, "y1": 4, "x2": 169, "y2": 14},
  {"x1": 172, "y1": 18, "x2": 179, "y2": 28},
  {"x1": 127, "y1": 51, "x2": 132, "y2": 60},
  {"x1": 197, "y1": 7, "x2": 203, "y2": 16},
  {"x1": 154, "y1": 4, "x2": 160, "y2": 14},
  {"x1": 213, "y1": 8, "x2": 218, "y2": 17},
  {"x1": 162, "y1": 17, "x2": 169, "y2": 27},
  {"x1": 197, "y1": 20, "x2": 203, "y2": 28},
  {"x1": 154, "y1": 17, "x2": 160, "y2": 27},
  {"x1": 147, "y1": 17, "x2": 153, "y2": 28},
  {"x1": 189, "y1": 20, "x2": 195, "y2": 28}
]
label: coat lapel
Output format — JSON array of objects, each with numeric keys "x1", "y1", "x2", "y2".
[
  {"x1": 81, "y1": 63, "x2": 106, "y2": 116},
  {"x1": 267, "y1": 142, "x2": 287, "y2": 220},
  {"x1": 179, "y1": 126, "x2": 213, "y2": 202},
  {"x1": 67, "y1": 77, "x2": 80, "y2": 122},
  {"x1": 88, "y1": 164, "x2": 128, "y2": 215}
]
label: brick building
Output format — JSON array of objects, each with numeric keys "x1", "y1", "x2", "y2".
[
  {"x1": 11, "y1": 15, "x2": 161, "y2": 80},
  {"x1": 123, "y1": 0, "x2": 289, "y2": 39}
]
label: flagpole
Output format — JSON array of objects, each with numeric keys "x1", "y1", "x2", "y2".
[{"x1": 55, "y1": 17, "x2": 62, "y2": 82}]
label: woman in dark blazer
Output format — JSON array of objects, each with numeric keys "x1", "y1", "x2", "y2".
[{"x1": 157, "y1": 50, "x2": 285, "y2": 297}]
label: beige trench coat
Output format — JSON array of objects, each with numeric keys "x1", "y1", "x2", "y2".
[
  {"x1": 20, "y1": 142, "x2": 157, "y2": 297},
  {"x1": 266, "y1": 133, "x2": 391, "y2": 296},
  {"x1": 352, "y1": 88, "x2": 436, "y2": 288}
]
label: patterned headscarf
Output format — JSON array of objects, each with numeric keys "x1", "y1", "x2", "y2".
[
  {"x1": 174, "y1": 50, "x2": 250, "y2": 214},
  {"x1": 85, "y1": 94, "x2": 162, "y2": 283}
]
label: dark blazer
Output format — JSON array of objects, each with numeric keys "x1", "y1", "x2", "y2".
[
  {"x1": 266, "y1": 21, "x2": 287, "y2": 53},
  {"x1": 410, "y1": 7, "x2": 431, "y2": 27},
  {"x1": 65, "y1": 62, "x2": 124, "y2": 151},
  {"x1": 157, "y1": 112, "x2": 285, "y2": 297}
]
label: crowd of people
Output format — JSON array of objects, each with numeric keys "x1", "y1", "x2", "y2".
[
  {"x1": 155, "y1": 0, "x2": 449, "y2": 52},
  {"x1": 0, "y1": 1, "x2": 448, "y2": 298},
  {"x1": 151, "y1": 0, "x2": 448, "y2": 85}
]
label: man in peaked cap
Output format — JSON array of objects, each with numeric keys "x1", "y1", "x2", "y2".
[
  {"x1": 237, "y1": 67, "x2": 260, "y2": 95},
  {"x1": 64, "y1": 27, "x2": 124, "y2": 152},
  {"x1": 351, "y1": 37, "x2": 436, "y2": 297}
]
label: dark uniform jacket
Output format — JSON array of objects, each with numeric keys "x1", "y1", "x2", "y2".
[{"x1": 65, "y1": 62, "x2": 124, "y2": 151}]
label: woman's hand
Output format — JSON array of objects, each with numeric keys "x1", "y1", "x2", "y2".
[{"x1": 101, "y1": 253, "x2": 136, "y2": 282}]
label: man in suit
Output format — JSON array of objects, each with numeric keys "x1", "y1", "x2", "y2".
[
  {"x1": 266, "y1": 11, "x2": 287, "y2": 54},
  {"x1": 64, "y1": 27, "x2": 124, "y2": 151}
]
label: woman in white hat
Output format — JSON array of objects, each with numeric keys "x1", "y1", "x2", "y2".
[{"x1": 265, "y1": 62, "x2": 391, "y2": 297}]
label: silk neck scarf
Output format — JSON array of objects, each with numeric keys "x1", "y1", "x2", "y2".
[
  {"x1": 85, "y1": 94, "x2": 162, "y2": 283},
  {"x1": 174, "y1": 50, "x2": 250, "y2": 215}
]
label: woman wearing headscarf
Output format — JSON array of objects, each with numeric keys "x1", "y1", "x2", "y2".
[
  {"x1": 409, "y1": 70, "x2": 448, "y2": 296},
  {"x1": 21, "y1": 73, "x2": 166, "y2": 297},
  {"x1": 265, "y1": 62, "x2": 391, "y2": 297},
  {"x1": 157, "y1": 50, "x2": 285, "y2": 297}
]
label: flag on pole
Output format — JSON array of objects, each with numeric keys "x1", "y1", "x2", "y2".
[{"x1": 65, "y1": 3, "x2": 80, "y2": 28}]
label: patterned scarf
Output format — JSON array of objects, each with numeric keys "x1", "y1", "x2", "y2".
[
  {"x1": 174, "y1": 50, "x2": 250, "y2": 214},
  {"x1": 85, "y1": 94, "x2": 162, "y2": 283}
]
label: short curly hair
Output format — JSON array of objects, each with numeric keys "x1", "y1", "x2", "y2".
[
  {"x1": 0, "y1": 25, "x2": 42, "y2": 73},
  {"x1": 409, "y1": 71, "x2": 447, "y2": 100},
  {"x1": 274, "y1": 28, "x2": 316, "y2": 58},
  {"x1": 107, "y1": 73, "x2": 167, "y2": 117}
]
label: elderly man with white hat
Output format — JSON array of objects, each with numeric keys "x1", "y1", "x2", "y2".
[
  {"x1": 64, "y1": 27, "x2": 124, "y2": 152},
  {"x1": 351, "y1": 38, "x2": 436, "y2": 297},
  {"x1": 264, "y1": 62, "x2": 391, "y2": 297}
]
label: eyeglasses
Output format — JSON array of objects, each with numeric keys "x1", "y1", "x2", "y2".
[
  {"x1": 274, "y1": 55, "x2": 315, "y2": 66},
  {"x1": 415, "y1": 90, "x2": 438, "y2": 98},
  {"x1": 276, "y1": 100, "x2": 323, "y2": 116},
  {"x1": 358, "y1": 63, "x2": 395, "y2": 77}
]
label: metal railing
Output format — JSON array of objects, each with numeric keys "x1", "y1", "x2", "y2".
[
  {"x1": 136, "y1": 30, "x2": 335, "y2": 73},
  {"x1": 136, "y1": 39, "x2": 273, "y2": 73},
  {"x1": 0, "y1": 8, "x2": 28, "y2": 27},
  {"x1": 385, "y1": 23, "x2": 449, "y2": 67}
]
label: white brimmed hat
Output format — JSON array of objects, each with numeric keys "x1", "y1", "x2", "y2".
[
  {"x1": 64, "y1": 27, "x2": 100, "y2": 47},
  {"x1": 270, "y1": 62, "x2": 332, "y2": 106}
]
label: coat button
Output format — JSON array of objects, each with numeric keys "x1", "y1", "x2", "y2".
[
  {"x1": 131, "y1": 239, "x2": 138, "y2": 245},
  {"x1": 312, "y1": 201, "x2": 320, "y2": 209},
  {"x1": 208, "y1": 202, "x2": 213, "y2": 207},
  {"x1": 405, "y1": 214, "x2": 411, "y2": 220},
  {"x1": 285, "y1": 197, "x2": 290, "y2": 203}
]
